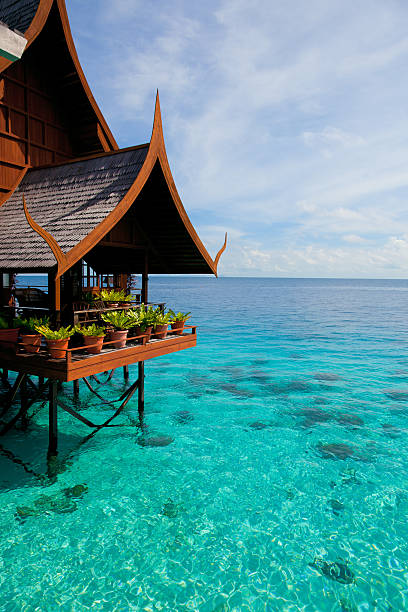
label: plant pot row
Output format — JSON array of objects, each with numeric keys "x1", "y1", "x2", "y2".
[{"x1": 0, "y1": 320, "x2": 188, "y2": 359}]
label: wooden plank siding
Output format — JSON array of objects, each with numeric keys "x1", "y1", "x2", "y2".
[{"x1": 0, "y1": 0, "x2": 117, "y2": 203}]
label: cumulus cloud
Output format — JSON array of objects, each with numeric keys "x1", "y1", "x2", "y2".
[{"x1": 66, "y1": 0, "x2": 408, "y2": 277}]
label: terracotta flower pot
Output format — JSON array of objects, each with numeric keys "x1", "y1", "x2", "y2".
[
  {"x1": 154, "y1": 324, "x2": 168, "y2": 339},
  {"x1": 109, "y1": 329, "x2": 128, "y2": 349},
  {"x1": 47, "y1": 338, "x2": 69, "y2": 359},
  {"x1": 133, "y1": 325, "x2": 152, "y2": 343},
  {"x1": 171, "y1": 321, "x2": 185, "y2": 336},
  {"x1": 83, "y1": 335, "x2": 104, "y2": 354},
  {"x1": 21, "y1": 333, "x2": 42, "y2": 353},
  {"x1": 0, "y1": 328, "x2": 19, "y2": 352}
]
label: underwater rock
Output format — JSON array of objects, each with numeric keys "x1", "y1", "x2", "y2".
[
  {"x1": 314, "y1": 372, "x2": 342, "y2": 381},
  {"x1": 337, "y1": 413, "x2": 364, "y2": 428},
  {"x1": 317, "y1": 442, "x2": 354, "y2": 460},
  {"x1": 220, "y1": 383, "x2": 253, "y2": 398},
  {"x1": 340, "y1": 467, "x2": 361, "y2": 486},
  {"x1": 309, "y1": 558, "x2": 355, "y2": 584},
  {"x1": 382, "y1": 423, "x2": 403, "y2": 438},
  {"x1": 289, "y1": 353, "x2": 305, "y2": 360},
  {"x1": 172, "y1": 410, "x2": 194, "y2": 424},
  {"x1": 15, "y1": 483, "x2": 88, "y2": 520},
  {"x1": 313, "y1": 396, "x2": 328, "y2": 404},
  {"x1": 390, "y1": 370, "x2": 408, "y2": 379},
  {"x1": 251, "y1": 358, "x2": 269, "y2": 365},
  {"x1": 269, "y1": 380, "x2": 312, "y2": 395},
  {"x1": 137, "y1": 436, "x2": 174, "y2": 447},
  {"x1": 383, "y1": 389, "x2": 408, "y2": 401},
  {"x1": 63, "y1": 484, "x2": 88, "y2": 498},
  {"x1": 328, "y1": 498, "x2": 345, "y2": 516},
  {"x1": 299, "y1": 407, "x2": 331, "y2": 428},
  {"x1": 161, "y1": 499, "x2": 179, "y2": 518},
  {"x1": 250, "y1": 371, "x2": 270, "y2": 383},
  {"x1": 339, "y1": 598, "x2": 358, "y2": 612},
  {"x1": 248, "y1": 421, "x2": 268, "y2": 430}
]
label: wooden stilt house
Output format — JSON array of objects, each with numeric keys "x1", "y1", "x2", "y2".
[{"x1": 0, "y1": 0, "x2": 226, "y2": 451}]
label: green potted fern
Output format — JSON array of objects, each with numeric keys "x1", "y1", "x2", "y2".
[
  {"x1": 168, "y1": 310, "x2": 191, "y2": 336},
  {"x1": 128, "y1": 304, "x2": 154, "y2": 343},
  {"x1": 34, "y1": 324, "x2": 76, "y2": 359},
  {"x1": 76, "y1": 323, "x2": 106, "y2": 354},
  {"x1": 19, "y1": 315, "x2": 49, "y2": 353},
  {"x1": 99, "y1": 289, "x2": 132, "y2": 307},
  {"x1": 152, "y1": 310, "x2": 171, "y2": 339},
  {"x1": 101, "y1": 310, "x2": 133, "y2": 348}
]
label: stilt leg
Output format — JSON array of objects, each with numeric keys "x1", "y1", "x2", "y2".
[
  {"x1": 73, "y1": 379, "x2": 79, "y2": 397},
  {"x1": 123, "y1": 365, "x2": 129, "y2": 381},
  {"x1": 38, "y1": 376, "x2": 44, "y2": 387},
  {"x1": 138, "y1": 361, "x2": 144, "y2": 418},
  {"x1": 2, "y1": 368, "x2": 8, "y2": 383},
  {"x1": 20, "y1": 376, "x2": 28, "y2": 429},
  {"x1": 48, "y1": 380, "x2": 58, "y2": 455}
]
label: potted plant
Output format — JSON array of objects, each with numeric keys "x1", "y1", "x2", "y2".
[
  {"x1": 99, "y1": 289, "x2": 132, "y2": 307},
  {"x1": 76, "y1": 323, "x2": 106, "y2": 354},
  {"x1": 34, "y1": 324, "x2": 76, "y2": 359},
  {"x1": 152, "y1": 310, "x2": 171, "y2": 339},
  {"x1": 128, "y1": 304, "x2": 154, "y2": 343},
  {"x1": 168, "y1": 310, "x2": 191, "y2": 336},
  {"x1": 0, "y1": 314, "x2": 20, "y2": 350},
  {"x1": 19, "y1": 315, "x2": 49, "y2": 353},
  {"x1": 101, "y1": 310, "x2": 133, "y2": 348}
]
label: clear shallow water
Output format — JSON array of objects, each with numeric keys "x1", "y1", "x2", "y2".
[{"x1": 2, "y1": 277, "x2": 408, "y2": 611}]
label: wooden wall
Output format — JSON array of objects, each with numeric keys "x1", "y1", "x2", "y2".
[{"x1": 0, "y1": 2, "x2": 115, "y2": 204}]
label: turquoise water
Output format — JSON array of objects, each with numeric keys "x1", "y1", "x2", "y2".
[{"x1": 2, "y1": 277, "x2": 408, "y2": 611}]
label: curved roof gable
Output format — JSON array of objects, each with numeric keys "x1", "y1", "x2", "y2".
[{"x1": 0, "y1": 0, "x2": 117, "y2": 153}]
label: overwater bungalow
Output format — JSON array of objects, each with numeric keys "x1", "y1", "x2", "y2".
[{"x1": 0, "y1": 0, "x2": 226, "y2": 453}]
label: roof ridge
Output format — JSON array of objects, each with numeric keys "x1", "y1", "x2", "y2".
[{"x1": 31, "y1": 143, "x2": 150, "y2": 172}]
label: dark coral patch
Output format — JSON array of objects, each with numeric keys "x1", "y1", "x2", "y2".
[
  {"x1": 172, "y1": 410, "x2": 194, "y2": 424},
  {"x1": 138, "y1": 436, "x2": 174, "y2": 447},
  {"x1": 337, "y1": 413, "x2": 364, "y2": 428},
  {"x1": 383, "y1": 389, "x2": 408, "y2": 401},
  {"x1": 314, "y1": 372, "x2": 342, "y2": 381},
  {"x1": 309, "y1": 558, "x2": 355, "y2": 584},
  {"x1": 248, "y1": 421, "x2": 268, "y2": 430},
  {"x1": 317, "y1": 442, "x2": 354, "y2": 460}
]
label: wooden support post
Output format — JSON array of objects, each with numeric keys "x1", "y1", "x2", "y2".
[
  {"x1": 142, "y1": 252, "x2": 148, "y2": 304},
  {"x1": 138, "y1": 361, "x2": 144, "y2": 417},
  {"x1": 73, "y1": 379, "x2": 79, "y2": 397},
  {"x1": 20, "y1": 376, "x2": 28, "y2": 429},
  {"x1": 2, "y1": 368, "x2": 8, "y2": 383},
  {"x1": 48, "y1": 380, "x2": 58, "y2": 455},
  {"x1": 123, "y1": 365, "x2": 129, "y2": 381},
  {"x1": 38, "y1": 376, "x2": 44, "y2": 386}
]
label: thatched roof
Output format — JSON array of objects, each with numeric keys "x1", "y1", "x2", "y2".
[
  {"x1": 0, "y1": 146, "x2": 148, "y2": 270},
  {"x1": 0, "y1": 0, "x2": 39, "y2": 33}
]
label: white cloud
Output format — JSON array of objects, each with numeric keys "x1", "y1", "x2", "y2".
[{"x1": 67, "y1": 0, "x2": 408, "y2": 277}]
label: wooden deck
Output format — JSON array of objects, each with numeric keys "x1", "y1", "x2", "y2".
[{"x1": 0, "y1": 327, "x2": 197, "y2": 382}]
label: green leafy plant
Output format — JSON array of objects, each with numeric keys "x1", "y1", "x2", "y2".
[
  {"x1": 154, "y1": 311, "x2": 170, "y2": 326},
  {"x1": 101, "y1": 310, "x2": 133, "y2": 330},
  {"x1": 167, "y1": 310, "x2": 191, "y2": 323},
  {"x1": 76, "y1": 324, "x2": 106, "y2": 337},
  {"x1": 0, "y1": 315, "x2": 9, "y2": 329},
  {"x1": 99, "y1": 289, "x2": 132, "y2": 303},
  {"x1": 18, "y1": 316, "x2": 50, "y2": 333},
  {"x1": 34, "y1": 324, "x2": 76, "y2": 340}
]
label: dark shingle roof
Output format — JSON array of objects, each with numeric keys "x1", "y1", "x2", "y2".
[
  {"x1": 0, "y1": 146, "x2": 149, "y2": 269},
  {"x1": 0, "y1": 0, "x2": 40, "y2": 33}
]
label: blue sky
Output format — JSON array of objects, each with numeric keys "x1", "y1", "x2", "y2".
[{"x1": 67, "y1": 0, "x2": 408, "y2": 277}]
